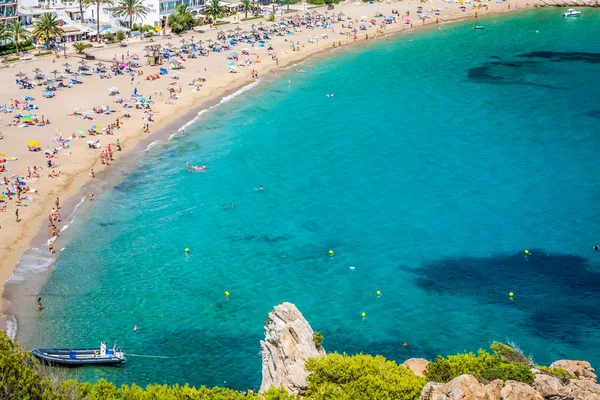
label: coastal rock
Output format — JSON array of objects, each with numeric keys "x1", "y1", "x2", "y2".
[
  {"x1": 568, "y1": 379, "x2": 600, "y2": 400},
  {"x1": 500, "y1": 380, "x2": 544, "y2": 400},
  {"x1": 404, "y1": 358, "x2": 430, "y2": 378},
  {"x1": 420, "y1": 381, "x2": 447, "y2": 400},
  {"x1": 551, "y1": 361, "x2": 598, "y2": 383},
  {"x1": 259, "y1": 302, "x2": 325, "y2": 395},
  {"x1": 533, "y1": 374, "x2": 571, "y2": 398},
  {"x1": 485, "y1": 379, "x2": 503, "y2": 400},
  {"x1": 444, "y1": 374, "x2": 487, "y2": 400}
]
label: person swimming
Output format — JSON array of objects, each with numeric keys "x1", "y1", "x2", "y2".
[
  {"x1": 326, "y1": 93, "x2": 335, "y2": 97},
  {"x1": 594, "y1": 245, "x2": 599, "y2": 251}
]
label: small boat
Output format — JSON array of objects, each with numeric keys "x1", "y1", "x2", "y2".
[
  {"x1": 474, "y1": 23, "x2": 484, "y2": 30},
  {"x1": 32, "y1": 341, "x2": 126, "y2": 366},
  {"x1": 563, "y1": 9, "x2": 581, "y2": 17}
]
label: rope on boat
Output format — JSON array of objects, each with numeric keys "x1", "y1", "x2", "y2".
[{"x1": 124, "y1": 353, "x2": 186, "y2": 359}]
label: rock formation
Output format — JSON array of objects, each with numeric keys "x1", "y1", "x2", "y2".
[
  {"x1": 420, "y1": 363, "x2": 600, "y2": 400},
  {"x1": 259, "y1": 302, "x2": 325, "y2": 395},
  {"x1": 404, "y1": 358, "x2": 430, "y2": 378}
]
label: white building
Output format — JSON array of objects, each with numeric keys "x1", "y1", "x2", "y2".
[{"x1": 0, "y1": 0, "x2": 18, "y2": 25}]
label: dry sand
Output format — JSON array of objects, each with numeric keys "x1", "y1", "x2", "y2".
[{"x1": 0, "y1": 0, "x2": 535, "y2": 332}]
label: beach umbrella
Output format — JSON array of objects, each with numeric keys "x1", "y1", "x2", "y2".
[
  {"x1": 91, "y1": 125, "x2": 100, "y2": 131},
  {"x1": 0, "y1": 153, "x2": 5, "y2": 157},
  {"x1": 227, "y1": 29, "x2": 234, "y2": 34},
  {"x1": 15, "y1": 71, "x2": 27, "y2": 79},
  {"x1": 50, "y1": 69, "x2": 60, "y2": 79},
  {"x1": 235, "y1": 27, "x2": 242, "y2": 33},
  {"x1": 33, "y1": 67, "x2": 42, "y2": 75},
  {"x1": 207, "y1": 39, "x2": 213, "y2": 46},
  {"x1": 78, "y1": 59, "x2": 87, "y2": 65},
  {"x1": 27, "y1": 140, "x2": 40, "y2": 147}
]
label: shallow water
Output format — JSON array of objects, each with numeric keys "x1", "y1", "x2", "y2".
[{"x1": 16, "y1": 9, "x2": 600, "y2": 390}]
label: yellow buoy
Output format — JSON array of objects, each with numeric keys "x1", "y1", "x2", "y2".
[
  {"x1": 524, "y1": 250, "x2": 529, "y2": 255},
  {"x1": 185, "y1": 248, "x2": 189, "y2": 253},
  {"x1": 509, "y1": 292, "x2": 514, "y2": 297},
  {"x1": 361, "y1": 312, "x2": 366, "y2": 317},
  {"x1": 376, "y1": 290, "x2": 381, "y2": 296},
  {"x1": 328, "y1": 250, "x2": 334, "y2": 256},
  {"x1": 225, "y1": 291, "x2": 230, "y2": 297}
]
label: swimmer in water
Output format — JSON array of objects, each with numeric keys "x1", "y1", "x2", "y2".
[
  {"x1": 134, "y1": 325, "x2": 138, "y2": 333},
  {"x1": 181, "y1": 129, "x2": 185, "y2": 137},
  {"x1": 222, "y1": 205, "x2": 227, "y2": 210},
  {"x1": 259, "y1": 185, "x2": 263, "y2": 191},
  {"x1": 186, "y1": 163, "x2": 192, "y2": 173},
  {"x1": 230, "y1": 203, "x2": 234, "y2": 208},
  {"x1": 594, "y1": 245, "x2": 599, "y2": 251}
]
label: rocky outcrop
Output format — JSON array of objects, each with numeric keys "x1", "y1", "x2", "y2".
[
  {"x1": 500, "y1": 380, "x2": 544, "y2": 400},
  {"x1": 485, "y1": 379, "x2": 503, "y2": 400},
  {"x1": 532, "y1": 373, "x2": 571, "y2": 398},
  {"x1": 445, "y1": 374, "x2": 488, "y2": 400},
  {"x1": 259, "y1": 302, "x2": 325, "y2": 395},
  {"x1": 569, "y1": 379, "x2": 600, "y2": 400},
  {"x1": 404, "y1": 358, "x2": 430, "y2": 378},
  {"x1": 551, "y1": 361, "x2": 598, "y2": 383}
]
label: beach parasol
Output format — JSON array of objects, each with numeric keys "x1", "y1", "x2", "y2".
[
  {"x1": 91, "y1": 125, "x2": 100, "y2": 131},
  {"x1": 0, "y1": 153, "x2": 5, "y2": 157},
  {"x1": 15, "y1": 71, "x2": 27, "y2": 79},
  {"x1": 227, "y1": 29, "x2": 234, "y2": 34},
  {"x1": 235, "y1": 27, "x2": 242, "y2": 33},
  {"x1": 50, "y1": 69, "x2": 60, "y2": 79},
  {"x1": 33, "y1": 67, "x2": 42, "y2": 75},
  {"x1": 78, "y1": 60, "x2": 87, "y2": 65},
  {"x1": 207, "y1": 39, "x2": 213, "y2": 46},
  {"x1": 27, "y1": 140, "x2": 40, "y2": 147}
]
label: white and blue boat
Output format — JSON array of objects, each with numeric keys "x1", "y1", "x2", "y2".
[{"x1": 32, "y1": 341, "x2": 126, "y2": 366}]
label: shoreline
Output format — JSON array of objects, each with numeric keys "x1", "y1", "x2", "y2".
[{"x1": 0, "y1": 1, "x2": 536, "y2": 341}]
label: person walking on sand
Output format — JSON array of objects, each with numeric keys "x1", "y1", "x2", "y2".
[
  {"x1": 37, "y1": 297, "x2": 42, "y2": 311},
  {"x1": 15, "y1": 209, "x2": 19, "y2": 222},
  {"x1": 48, "y1": 241, "x2": 53, "y2": 254},
  {"x1": 55, "y1": 197, "x2": 60, "y2": 209}
]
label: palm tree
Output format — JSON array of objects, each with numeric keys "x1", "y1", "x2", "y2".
[
  {"x1": 72, "y1": 41, "x2": 88, "y2": 54},
  {"x1": 89, "y1": 0, "x2": 115, "y2": 41},
  {"x1": 7, "y1": 22, "x2": 31, "y2": 56},
  {"x1": 32, "y1": 12, "x2": 65, "y2": 48},
  {"x1": 112, "y1": 0, "x2": 149, "y2": 37},
  {"x1": 241, "y1": 0, "x2": 252, "y2": 18},
  {"x1": 203, "y1": 0, "x2": 224, "y2": 25}
]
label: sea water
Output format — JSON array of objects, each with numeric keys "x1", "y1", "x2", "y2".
[{"x1": 15, "y1": 9, "x2": 600, "y2": 390}]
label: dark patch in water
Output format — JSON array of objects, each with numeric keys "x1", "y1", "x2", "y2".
[
  {"x1": 467, "y1": 66, "x2": 506, "y2": 82},
  {"x1": 518, "y1": 51, "x2": 600, "y2": 64},
  {"x1": 490, "y1": 55, "x2": 502, "y2": 60},
  {"x1": 490, "y1": 61, "x2": 525, "y2": 68},
  {"x1": 97, "y1": 221, "x2": 115, "y2": 227},
  {"x1": 233, "y1": 234, "x2": 288, "y2": 243},
  {"x1": 413, "y1": 250, "x2": 600, "y2": 346},
  {"x1": 582, "y1": 110, "x2": 600, "y2": 119}
]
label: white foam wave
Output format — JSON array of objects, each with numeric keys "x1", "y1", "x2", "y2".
[
  {"x1": 65, "y1": 197, "x2": 85, "y2": 220},
  {"x1": 9, "y1": 246, "x2": 54, "y2": 283},
  {"x1": 5, "y1": 315, "x2": 17, "y2": 340},
  {"x1": 144, "y1": 140, "x2": 162, "y2": 152},
  {"x1": 169, "y1": 80, "x2": 261, "y2": 139}
]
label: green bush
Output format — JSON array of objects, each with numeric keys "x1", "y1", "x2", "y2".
[
  {"x1": 214, "y1": 21, "x2": 231, "y2": 26},
  {"x1": 6, "y1": 57, "x2": 20, "y2": 62},
  {"x1": 425, "y1": 344, "x2": 536, "y2": 384},
  {"x1": 35, "y1": 51, "x2": 53, "y2": 57},
  {"x1": 490, "y1": 341, "x2": 531, "y2": 366},
  {"x1": 306, "y1": 353, "x2": 426, "y2": 400},
  {"x1": 537, "y1": 366, "x2": 574, "y2": 383},
  {"x1": 313, "y1": 331, "x2": 324, "y2": 348}
]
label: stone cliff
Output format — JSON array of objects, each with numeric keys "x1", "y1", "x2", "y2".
[{"x1": 259, "y1": 302, "x2": 325, "y2": 395}]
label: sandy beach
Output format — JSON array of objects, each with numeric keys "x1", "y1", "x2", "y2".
[{"x1": 0, "y1": 0, "x2": 534, "y2": 335}]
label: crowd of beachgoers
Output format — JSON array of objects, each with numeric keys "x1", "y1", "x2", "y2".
[{"x1": 0, "y1": 0, "x2": 532, "y2": 323}]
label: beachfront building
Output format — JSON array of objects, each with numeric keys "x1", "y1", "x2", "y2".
[{"x1": 0, "y1": 0, "x2": 18, "y2": 24}]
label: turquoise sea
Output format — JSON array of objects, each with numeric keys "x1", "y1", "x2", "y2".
[{"x1": 13, "y1": 9, "x2": 600, "y2": 390}]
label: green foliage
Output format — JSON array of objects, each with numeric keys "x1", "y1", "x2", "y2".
[
  {"x1": 204, "y1": 0, "x2": 226, "y2": 24},
  {"x1": 267, "y1": 14, "x2": 275, "y2": 22},
  {"x1": 490, "y1": 341, "x2": 531, "y2": 366},
  {"x1": 32, "y1": 12, "x2": 65, "y2": 44},
  {"x1": 168, "y1": 4, "x2": 195, "y2": 33},
  {"x1": 7, "y1": 21, "x2": 32, "y2": 55},
  {"x1": 6, "y1": 57, "x2": 20, "y2": 62},
  {"x1": 425, "y1": 344, "x2": 535, "y2": 384},
  {"x1": 35, "y1": 51, "x2": 53, "y2": 56},
  {"x1": 214, "y1": 21, "x2": 231, "y2": 26},
  {"x1": 537, "y1": 366, "x2": 574, "y2": 383},
  {"x1": 313, "y1": 331, "x2": 324, "y2": 348},
  {"x1": 116, "y1": 30, "x2": 126, "y2": 41},
  {"x1": 241, "y1": 15, "x2": 264, "y2": 21},
  {"x1": 305, "y1": 353, "x2": 426, "y2": 400},
  {"x1": 262, "y1": 386, "x2": 298, "y2": 399},
  {"x1": 0, "y1": 331, "x2": 56, "y2": 399},
  {"x1": 0, "y1": 39, "x2": 35, "y2": 56},
  {"x1": 112, "y1": 0, "x2": 149, "y2": 35},
  {"x1": 72, "y1": 41, "x2": 89, "y2": 54}
]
